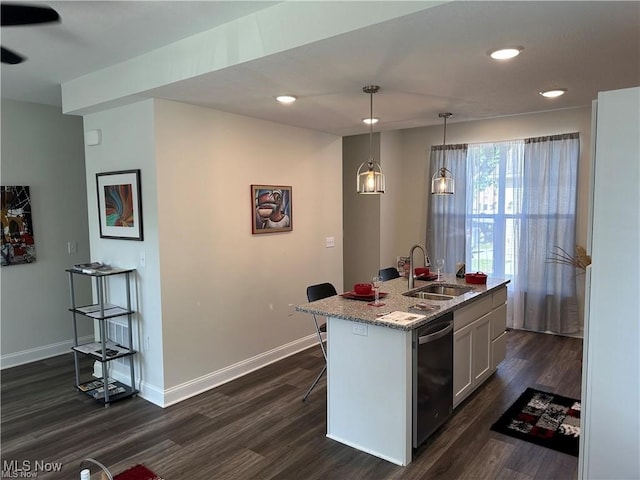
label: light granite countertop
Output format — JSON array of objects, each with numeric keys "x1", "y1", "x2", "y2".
[{"x1": 296, "y1": 274, "x2": 510, "y2": 331}]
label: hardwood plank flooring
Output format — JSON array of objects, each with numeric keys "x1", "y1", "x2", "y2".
[{"x1": 0, "y1": 330, "x2": 582, "y2": 479}]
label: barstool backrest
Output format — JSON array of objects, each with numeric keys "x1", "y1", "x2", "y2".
[
  {"x1": 307, "y1": 282, "x2": 337, "y2": 302},
  {"x1": 378, "y1": 267, "x2": 400, "y2": 281}
]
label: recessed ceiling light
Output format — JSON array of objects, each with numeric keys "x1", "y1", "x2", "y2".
[
  {"x1": 488, "y1": 47, "x2": 523, "y2": 60},
  {"x1": 539, "y1": 89, "x2": 567, "y2": 98},
  {"x1": 276, "y1": 95, "x2": 297, "y2": 104},
  {"x1": 362, "y1": 117, "x2": 379, "y2": 125}
]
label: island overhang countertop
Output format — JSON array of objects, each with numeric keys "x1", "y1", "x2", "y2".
[{"x1": 296, "y1": 274, "x2": 510, "y2": 331}]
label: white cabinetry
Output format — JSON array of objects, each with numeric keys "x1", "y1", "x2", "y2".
[
  {"x1": 453, "y1": 287, "x2": 507, "y2": 408},
  {"x1": 490, "y1": 288, "x2": 508, "y2": 370},
  {"x1": 453, "y1": 321, "x2": 473, "y2": 403}
]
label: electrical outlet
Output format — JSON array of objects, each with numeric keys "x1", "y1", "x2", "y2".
[
  {"x1": 352, "y1": 324, "x2": 368, "y2": 336},
  {"x1": 325, "y1": 236, "x2": 335, "y2": 248},
  {"x1": 139, "y1": 251, "x2": 146, "y2": 267}
]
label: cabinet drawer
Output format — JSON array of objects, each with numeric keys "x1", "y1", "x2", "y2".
[
  {"x1": 490, "y1": 303, "x2": 507, "y2": 340},
  {"x1": 454, "y1": 294, "x2": 492, "y2": 331},
  {"x1": 492, "y1": 287, "x2": 507, "y2": 309},
  {"x1": 491, "y1": 331, "x2": 508, "y2": 370}
]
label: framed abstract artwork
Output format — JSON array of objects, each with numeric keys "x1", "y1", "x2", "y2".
[
  {"x1": 96, "y1": 170, "x2": 143, "y2": 241},
  {"x1": 1, "y1": 185, "x2": 36, "y2": 266},
  {"x1": 251, "y1": 185, "x2": 292, "y2": 234}
]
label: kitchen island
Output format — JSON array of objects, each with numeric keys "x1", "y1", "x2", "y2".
[{"x1": 296, "y1": 274, "x2": 509, "y2": 466}]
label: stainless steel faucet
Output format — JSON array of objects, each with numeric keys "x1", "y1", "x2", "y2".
[{"x1": 408, "y1": 244, "x2": 430, "y2": 290}]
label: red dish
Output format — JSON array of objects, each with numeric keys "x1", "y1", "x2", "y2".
[
  {"x1": 353, "y1": 283, "x2": 373, "y2": 295},
  {"x1": 341, "y1": 291, "x2": 388, "y2": 301},
  {"x1": 465, "y1": 272, "x2": 487, "y2": 284}
]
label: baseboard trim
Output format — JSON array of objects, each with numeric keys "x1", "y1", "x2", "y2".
[
  {"x1": 3, "y1": 334, "x2": 319, "y2": 408},
  {"x1": 326, "y1": 433, "x2": 407, "y2": 466},
  {"x1": 0, "y1": 335, "x2": 95, "y2": 369},
  {"x1": 93, "y1": 359, "x2": 165, "y2": 407},
  {"x1": 160, "y1": 334, "x2": 318, "y2": 407}
]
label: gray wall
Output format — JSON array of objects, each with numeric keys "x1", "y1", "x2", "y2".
[
  {"x1": 343, "y1": 130, "x2": 407, "y2": 289},
  {"x1": 342, "y1": 133, "x2": 381, "y2": 289},
  {"x1": 1, "y1": 100, "x2": 92, "y2": 367}
]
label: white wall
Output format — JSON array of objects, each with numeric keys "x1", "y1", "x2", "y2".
[
  {"x1": 154, "y1": 100, "x2": 343, "y2": 401},
  {"x1": 51, "y1": 98, "x2": 343, "y2": 407},
  {"x1": 1, "y1": 100, "x2": 92, "y2": 368},
  {"x1": 82, "y1": 99, "x2": 165, "y2": 400},
  {"x1": 580, "y1": 87, "x2": 639, "y2": 480}
]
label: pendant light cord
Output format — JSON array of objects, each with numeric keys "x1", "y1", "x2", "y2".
[
  {"x1": 442, "y1": 114, "x2": 447, "y2": 170},
  {"x1": 369, "y1": 89, "x2": 373, "y2": 164},
  {"x1": 439, "y1": 112, "x2": 452, "y2": 173},
  {"x1": 363, "y1": 85, "x2": 379, "y2": 166}
]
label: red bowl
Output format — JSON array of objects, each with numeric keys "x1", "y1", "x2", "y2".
[
  {"x1": 354, "y1": 283, "x2": 373, "y2": 295},
  {"x1": 465, "y1": 272, "x2": 487, "y2": 284},
  {"x1": 414, "y1": 267, "x2": 430, "y2": 277}
]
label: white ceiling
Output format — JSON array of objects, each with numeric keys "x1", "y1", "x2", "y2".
[{"x1": 1, "y1": 1, "x2": 639, "y2": 136}]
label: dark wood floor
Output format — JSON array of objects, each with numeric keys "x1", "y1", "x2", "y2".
[{"x1": 1, "y1": 329, "x2": 582, "y2": 479}]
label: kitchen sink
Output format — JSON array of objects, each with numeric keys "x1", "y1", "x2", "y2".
[
  {"x1": 418, "y1": 284, "x2": 474, "y2": 296},
  {"x1": 403, "y1": 284, "x2": 474, "y2": 300},
  {"x1": 407, "y1": 292, "x2": 455, "y2": 301}
]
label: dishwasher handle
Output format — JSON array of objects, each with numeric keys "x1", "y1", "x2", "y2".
[{"x1": 418, "y1": 322, "x2": 453, "y2": 344}]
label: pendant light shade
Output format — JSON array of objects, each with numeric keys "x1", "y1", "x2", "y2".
[
  {"x1": 431, "y1": 112, "x2": 454, "y2": 195},
  {"x1": 431, "y1": 167, "x2": 454, "y2": 194},
  {"x1": 357, "y1": 85, "x2": 385, "y2": 194}
]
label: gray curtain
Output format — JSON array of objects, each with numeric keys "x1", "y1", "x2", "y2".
[
  {"x1": 427, "y1": 144, "x2": 468, "y2": 273},
  {"x1": 512, "y1": 133, "x2": 580, "y2": 334}
]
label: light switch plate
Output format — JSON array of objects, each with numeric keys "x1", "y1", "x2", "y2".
[
  {"x1": 325, "y1": 236, "x2": 335, "y2": 248},
  {"x1": 67, "y1": 241, "x2": 77, "y2": 254}
]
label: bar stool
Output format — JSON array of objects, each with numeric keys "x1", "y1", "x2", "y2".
[
  {"x1": 379, "y1": 267, "x2": 400, "y2": 281},
  {"x1": 303, "y1": 282, "x2": 337, "y2": 402}
]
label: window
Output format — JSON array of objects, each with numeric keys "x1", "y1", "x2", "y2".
[
  {"x1": 465, "y1": 140, "x2": 523, "y2": 279},
  {"x1": 429, "y1": 133, "x2": 580, "y2": 333}
]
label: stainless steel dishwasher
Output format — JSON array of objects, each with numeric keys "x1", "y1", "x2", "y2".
[{"x1": 413, "y1": 311, "x2": 454, "y2": 447}]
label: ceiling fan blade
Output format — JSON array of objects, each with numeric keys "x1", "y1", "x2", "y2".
[
  {"x1": 1, "y1": 3, "x2": 59, "y2": 26},
  {"x1": 1, "y1": 46, "x2": 24, "y2": 64}
]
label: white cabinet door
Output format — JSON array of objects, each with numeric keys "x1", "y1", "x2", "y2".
[
  {"x1": 472, "y1": 312, "x2": 492, "y2": 386},
  {"x1": 491, "y1": 332, "x2": 507, "y2": 371},
  {"x1": 490, "y1": 303, "x2": 507, "y2": 369},
  {"x1": 453, "y1": 321, "x2": 473, "y2": 408},
  {"x1": 490, "y1": 303, "x2": 507, "y2": 341},
  {"x1": 453, "y1": 288, "x2": 508, "y2": 409}
]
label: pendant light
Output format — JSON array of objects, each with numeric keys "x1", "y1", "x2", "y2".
[
  {"x1": 431, "y1": 112, "x2": 454, "y2": 195},
  {"x1": 357, "y1": 85, "x2": 385, "y2": 194}
]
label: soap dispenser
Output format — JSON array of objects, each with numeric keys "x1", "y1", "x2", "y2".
[{"x1": 80, "y1": 469, "x2": 90, "y2": 480}]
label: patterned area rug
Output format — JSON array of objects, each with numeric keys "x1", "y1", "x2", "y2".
[
  {"x1": 114, "y1": 465, "x2": 163, "y2": 480},
  {"x1": 490, "y1": 387, "x2": 581, "y2": 457}
]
